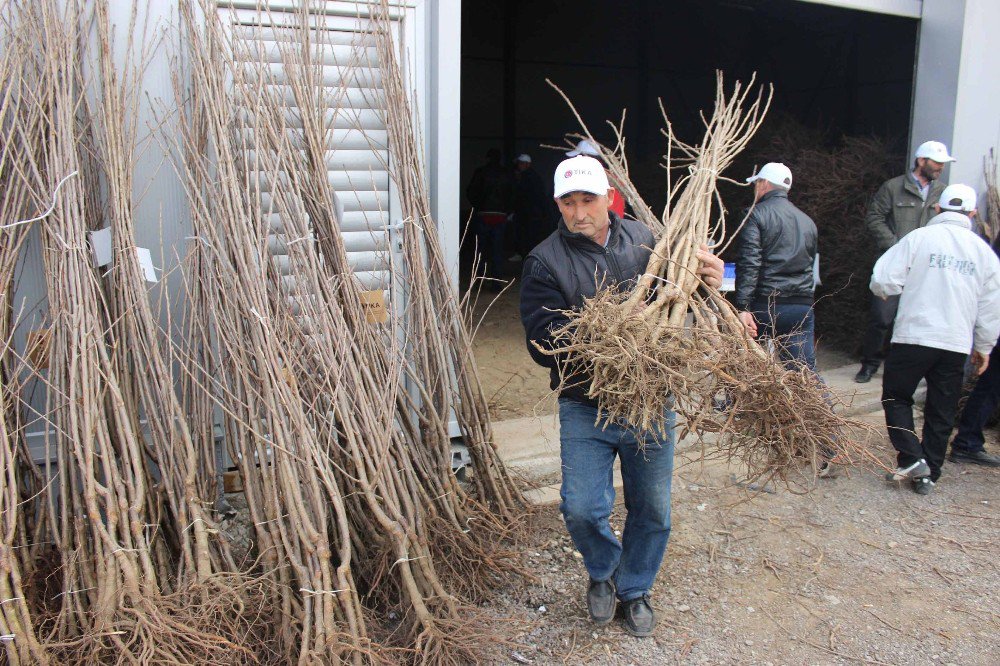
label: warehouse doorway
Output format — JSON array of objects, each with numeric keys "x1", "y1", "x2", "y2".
[{"x1": 459, "y1": 0, "x2": 920, "y2": 418}]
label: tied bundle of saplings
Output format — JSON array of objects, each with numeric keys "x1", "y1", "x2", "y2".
[{"x1": 543, "y1": 74, "x2": 879, "y2": 486}]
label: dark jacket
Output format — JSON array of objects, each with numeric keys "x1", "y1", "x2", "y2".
[
  {"x1": 520, "y1": 213, "x2": 654, "y2": 404},
  {"x1": 734, "y1": 189, "x2": 818, "y2": 311},
  {"x1": 466, "y1": 162, "x2": 512, "y2": 212},
  {"x1": 865, "y1": 173, "x2": 946, "y2": 252},
  {"x1": 513, "y1": 167, "x2": 548, "y2": 221}
]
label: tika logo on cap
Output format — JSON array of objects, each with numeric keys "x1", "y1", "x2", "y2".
[{"x1": 564, "y1": 169, "x2": 594, "y2": 178}]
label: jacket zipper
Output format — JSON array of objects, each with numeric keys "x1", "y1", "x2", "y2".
[{"x1": 604, "y1": 246, "x2": 625, "y2": 282}]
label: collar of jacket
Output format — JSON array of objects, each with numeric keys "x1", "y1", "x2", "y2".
[
  {"x1": 927, "y1": 210, "x2": 972, "y2": 230},
  {"x1": 556, "y1": 211, "x2": 622, "y2": 252},
  {"x1": 757, "y1": 188, "x2": 789, "y2": 204},
  {"x1": 902, "y1": 176, "x2": 941, "y2": 198}
]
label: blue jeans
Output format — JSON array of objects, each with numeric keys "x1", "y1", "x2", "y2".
[
  {"x1": 952, "y1": 344, "x2": 1000, "y2": 453},
  {"x1": 750, "y1": 301, "x2": 817, "y2": 372},
  {"x1": 558, "y1": 398, "x2": 675, "y2": 601}
]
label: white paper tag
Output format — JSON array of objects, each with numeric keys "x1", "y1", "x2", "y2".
[
  {"x1": 136, "y1": 247, "x2": 158, "y2": 283},
  {"x1": 88, "y1": 227, "x2": 113, "y2": 267}
]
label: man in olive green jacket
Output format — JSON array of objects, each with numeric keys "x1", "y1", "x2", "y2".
[{"x1": 855, "y1": 141, "x2": 954, "y2": 383}]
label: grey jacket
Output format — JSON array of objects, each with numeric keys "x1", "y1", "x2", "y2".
[
  {"x1": 865, "y1": 174, "x2": 946, "y2": 251},
  {"x1": 734, "y1": 189, "x2": 818, "y2": 311}
]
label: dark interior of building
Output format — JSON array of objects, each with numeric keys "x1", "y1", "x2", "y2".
[{"x1": 459, "y1": 0, "x2": 919, "y2": 277}]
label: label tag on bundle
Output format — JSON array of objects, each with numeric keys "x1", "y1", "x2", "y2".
[
  {"x1": 360, "y1": 290, "x2": 387, "y2": 324},
  {"x1": 88, "y1": 227, "x2": 113, "y2": 267},
  {"x1": 721, "y1": 263, "x2": 736, "y2": 292},
  {"x1": 136, "y1": 247, "x2": 158, "y2": 283}
]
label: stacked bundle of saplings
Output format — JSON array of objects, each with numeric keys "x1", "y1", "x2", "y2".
[
  {"x1": 0, "y1": 0, "x2": 526, "y2": 664},
  {"x1": 0, "y1": 5, "x2": 53, "y2": 662},
  {"x1": 983, "y1": 150, "x2": 1000, "y2": 245},
  {"x1": 1, "y1": 1, "x2": 274, "y2": 663},
  {"x1": 544, "y1": 75, "x2": 880, "y2": 486},
  {"x1": 174, "y1": 0, "x2": 526, "y2": 663}
]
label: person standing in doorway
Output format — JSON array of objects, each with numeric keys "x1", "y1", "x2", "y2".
[
  {"x1": 511, "y1": 153, "x2": 550, "y2": 258},
  {"x1": 872, "y1": 184, "x2": 1000, "y2": 495},
  {"x1": 855, "y1": 141, "x2": 954, "y2": 383},
  {"x1": 520, "y1": 155, "x2": 724, "y2": 637},
  {"x1": 466, "y1": 148, "x2": 513, "y2": 280}
]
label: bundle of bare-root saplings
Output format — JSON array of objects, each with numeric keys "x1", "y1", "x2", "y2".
[
  {"x1": 543, "y1": 75, "x2": 881, "y2": 487},
  {"x1": 0, "y1": 0, "x2": 526, "y2": 663}
]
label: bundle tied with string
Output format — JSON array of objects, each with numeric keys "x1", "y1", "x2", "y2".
[{"x1": 541, "y1": 74, "x2": 881, "y2": 486}]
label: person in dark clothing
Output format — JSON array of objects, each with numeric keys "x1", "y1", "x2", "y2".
[
  {"x1": 949, "y1": 342, "x2": 1000, "y2": 467},
  {"x1": 520, "y1": 155, "x2": 724, "y2": 638},
  {"x1": 949, "y1": 232, "x2": 1000, "y2": 468},
  {"x1": 734, "y1": 163, "x2": 819, "y2": 372},
  {"x1": 734, "y1": 163, "x2": 836, "y2": 477},
  {"x1": 466, "y1": 149, "x2": 513, "y2": 279},
  {"x1": 855, "y1": 141, "x2": 954, "y2": 383},
  {"x1": 511, "y1": 154, "x2": 550, "y2": 257}
]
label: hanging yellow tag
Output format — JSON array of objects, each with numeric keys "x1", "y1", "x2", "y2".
[{"x1": 360, "y1": 290, "x2": 388, "y2": 324}]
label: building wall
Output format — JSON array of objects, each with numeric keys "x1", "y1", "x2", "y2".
[
  {"x1": 946, "y1": 0, "x2": 1000, "y2": 193},
  {"x1": 911, "y1": 0, "x2": 1000, "y2": 197}
]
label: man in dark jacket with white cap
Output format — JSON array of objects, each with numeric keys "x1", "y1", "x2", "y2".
[
  {"x1": 856, "y1": 140, "x2": 954, "y2": 383},
  {"x1": 520, "y1": 155, "x2": 723, "y2": 637},
  {"x1": 734, "y1": 162, "x2": 819, "y2": 372}
]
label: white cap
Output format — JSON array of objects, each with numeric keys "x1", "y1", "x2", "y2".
[
  {"x1": 553, "y1": 156, "x2": 610, "y2": 198},
  {"x1": 566, "y1": 139, "x2": 601, "y2": 158},
  {"x1": 938, "y1": 184, "x2": 977, "y2": 212},
  {"x1": 914, "y1": 140, "x2": 955, "y2": 163},
  {"x1": 746, "y1": 162, "x2": 793, "y2": 190},
  {"x1": 516, "y1": 153, "x2": 531, "y2": 163}
]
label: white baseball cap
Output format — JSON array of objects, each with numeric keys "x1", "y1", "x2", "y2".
[
  {"x1": 553, "y1": 156, "x2": 610, "y2": 198},
  {"x1": 746, "y1": 162, "x2": 793, "y2": 190},
  {"x1": 516, "y1": 153, "x2": 532, "y2": 163},
  {"x1": 914, "y1": 140, "x2": 955, "y2": 163},
  {"x1": 566, "y1": 139, "x2": 601, "y2": 158},
  {"x1": 938, "y1": 183, "x2": 977, "y2": 212}
]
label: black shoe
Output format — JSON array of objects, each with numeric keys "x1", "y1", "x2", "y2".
[
  {"x1": 621, "y1": 595, "x2": 656, "y2": 637},
  {"x1": 949, "y1": 449, "x2": 1000, "y2": 467},
  {"x1": 854, "y1": 366, "x2": 877, "y2": 383},
  {"x1": 586, "y1": 579, "x2": 616, "y2": 626},
  {"x1": 912, "y1": 477, "x2": 935, "y2": 495}
]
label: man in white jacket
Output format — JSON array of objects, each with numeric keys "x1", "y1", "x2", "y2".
[{"x1": 870, "y1": 184, "x2": 1000, "y2": 495}]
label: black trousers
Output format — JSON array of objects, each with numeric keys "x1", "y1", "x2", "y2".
[
  {"x1": 881, "y1": 343, "x2": 966, "y2": 481},
  {"x1": 860, "y1": 295, "x2": 900, "y2": 370}
]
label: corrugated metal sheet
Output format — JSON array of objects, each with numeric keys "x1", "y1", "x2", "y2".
[{"x1": 220, "y1": 5, "x2": 394, "y2": 292}]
